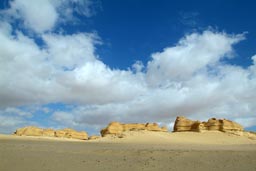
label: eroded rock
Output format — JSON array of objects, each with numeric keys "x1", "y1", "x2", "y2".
[
  {"x1": 101, "y1": 122, "x2": 168, "y2": 137},
  {"x1": 173, "y1": 116, "x2": 243, "y2": 132},
  {"x1": 15, "y1": 126, "x2": 43, "y2": 136},
  {"x1": 88, "y1": 135, "x2": 101, "y2": 140},
  {"x1": 14, "y1": 126, "x2": 88, "y2": 140}
]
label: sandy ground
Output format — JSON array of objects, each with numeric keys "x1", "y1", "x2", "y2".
[{"x1": 0, "y1": 131, "x2": 256, "y2": 171}]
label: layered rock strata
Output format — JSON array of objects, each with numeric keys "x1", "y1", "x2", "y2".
[
  {"x1": 173, "y1": 116, "x2": 243, "y2": 132},
  {"x1": 14, "y1": 126, "x2": 88, "y2": 140},
  {"x1": 101, "y1": 122, "x2": 168, "y2": 137}
]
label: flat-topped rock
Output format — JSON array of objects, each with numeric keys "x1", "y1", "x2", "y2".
[
  {"x1": 101, "y1": 122, "x2": 168, "y2": 137},
  {"x1": 173, "y1": 116, "x2": 243, "y2": 132},
  {"x1": 14, "y1": 126, "x2": 88, "y2": 140}
]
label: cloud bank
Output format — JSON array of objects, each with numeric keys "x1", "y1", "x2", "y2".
[{"x1": 0, "y1": 0, "x2": 256, "y2": 134}]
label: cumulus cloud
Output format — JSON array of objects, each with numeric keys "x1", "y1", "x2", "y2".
[
  {"x1": 2, "y1": 0, "x2": 94, "y2": 33},
  {"x1": 0, "y1": 22, "x2": 145, "y2": 108},
  {"x1": 43, "y1": 33, "x2": 99, "y2": 69},
  {"x1": 0, "y1": 1, "x2": 256, "y2": 134},
  {"x1": 1, "y1": 25, "x2": 256, "y2": 134},
  {"x1": 6, "y1": 0, "x2": 58, "y2": 33},
  {"x1": 146, "y1": 31, "x2": 245, "y2": 85},
  {"x1": 49, "y1": 31, "x2": 255, "y2": 133}
]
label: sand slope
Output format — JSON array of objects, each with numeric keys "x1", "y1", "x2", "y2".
[
  {"x1": 0, "y1": 132, "x2": 256, "y2": 171},
  {"x1": 95, "y1": 131, "x2": 256, "y2": 144}
]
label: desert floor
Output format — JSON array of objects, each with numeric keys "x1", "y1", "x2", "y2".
[{"x1": 0, "y1": 131, "x2": 256, "y2": 171}]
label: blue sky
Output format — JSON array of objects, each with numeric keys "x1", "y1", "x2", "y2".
[
  {"x1": 94, "y1": 0, "x2": 256, "y2": 69},
  {"x1": 0, "y1": 0, "x2": 256, "y2": 134}
]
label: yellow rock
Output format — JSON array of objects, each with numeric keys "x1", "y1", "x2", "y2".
[
  {"x1": 14, "y1": 126, "x2": 43, "y2": 136},
  {"x1": 43, "y1": 129, "x2": 55, "y2": 137},
  {"x1": 14, "y1": 126, "x2": 88, "y2": 140},
  {"x1": 55, "y1": 130, "x2": 66, "y2": 138},
  {"x1": 61, "y1": 128, "x2": 88, "y2": 140},
  {"x1": 173, "y1": 116, "x2": 243, "y2": 132},
  {"x1": 101, "y1": 122, "x2": 168, "y2": 137},
  {"x1": 88, "y1": 135, "x2": 101, "y2": 140}
]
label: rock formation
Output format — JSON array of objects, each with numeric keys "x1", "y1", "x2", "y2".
[
  {"x1": 88, "y1": 135, "x2": 101, "y2": 140},
  {"x1": 173, "y1": 116, "x2": 243, "y2": 132},
  {"x1": 54, "y1": 128, "x2": 88, "y2": 140},
  {"x1": 14, "y1": 126, "x2": 88, "y2": 140},
  {"x1": 15, "y1": 126, "x2": 43, "y2": 136},
  {"x1": 101, "y1": 122, "x2": 168, "y2": 137}
]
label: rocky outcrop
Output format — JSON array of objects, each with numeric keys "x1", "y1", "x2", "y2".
[
  {"x1": 101, "y1": 122, "x2": 124, "y2": 136},
  {"x1": 15, "y1": 126, "x2": 44, "y2": 136},
  {"x1": 14, "y1": 126, "x2": 88, "y2": 140},
  {"x1": 101, "y1": 122, "x2": 168, "y2": 137},
  {"x1": 43, "y1": 128, "x2": 55, "y2": 137},
  {"x1": 173, "y1": 117, "x2": 201, "y2": 132},
  {"x1": 173, "y1": 116, "x2": 243, "y2": 132},
  {"x1": 88, "y1": 135, "x2": 101, "y2": 140},
  {"x1": 55, "y1": 128, "x2": 88, "y2": 140}
]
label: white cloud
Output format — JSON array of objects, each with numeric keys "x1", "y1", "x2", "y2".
[
  {"x1": 8, "y1": 0, "x2": 58, "y2": 33},
  {"x1": 0, "y1": 115, "x2": 26, "y2": 133},
  {"x1": 146, "y1": 31, "x2": 245, "y2": 85},
  {"x1": 46, "y1": 31, "x2": 256, "y2": 132},
  {"x1": 64, "y1": 61, "x2": 146, "y2": 104},
  {"x1": 52, "y1": 111, "x2": 76, "y2": 127},
  {"x1": 0, "y1": 1, "x2": 256, "y2": 133},
  {"x1": 43, "y1": 33, "x2": 99, "y2": 69},
  {"x1": 0, "y1": 107, "x2": 34, "y2": 133},
  {"x1": 132, "y1": 61, "x2": 145, "y2": 73},
  {"x1": 2, "y1": 0, "x2": 94, "y2": 33},
  {"x1": 4, "y1": 107, "x2": 32, "y2": 117},
  {"x1": 0, "y1": 25, "x2": 56, "y2": 107},
  {"x1": 0, "y1": 22, "x2": 146, "y2": 108},
  {"x1": 53, "y1": 0, "x2": 96, "y2": 20}
]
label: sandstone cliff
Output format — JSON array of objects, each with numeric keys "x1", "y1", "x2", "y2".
[
  {"x1": 101, "y1": 122, "x2": 168, "y2": 137},
  {"x1": 173, "y1": 116, "x2": 243, "y2": 132},
  {"x1": 14, "y1": 126, "x2": 88, "y2": 140}
]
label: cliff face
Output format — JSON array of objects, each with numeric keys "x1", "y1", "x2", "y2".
[
  {"x1": 173, "y1": 116, "x2": 243, "y2": 132},
  {"x1": 101, "y1": 122, "x2": 168, "y2": 137},
  {"x1": 14, "y1": 126, "x2": 88, "y2": 140}
]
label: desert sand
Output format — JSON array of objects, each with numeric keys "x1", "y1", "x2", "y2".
[{"x1": 0, "y1": 131, "x2": 256, "y2": 171}]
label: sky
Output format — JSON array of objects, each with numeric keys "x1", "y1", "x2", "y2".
[{"x1": 0, "y1": 0, "x2": 256, "y2": 135}]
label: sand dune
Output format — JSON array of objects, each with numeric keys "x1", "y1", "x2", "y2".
[
  {"x1": 94, "y1": 131, "x2": 256, "y2": 145},
  {"x1": 0, "y1": 131, "x2": 256, "y2": 171}
]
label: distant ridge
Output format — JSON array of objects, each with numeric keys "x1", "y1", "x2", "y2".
[{"x1": 14, "y1": 126, "x2": 88, "y2": 140}]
